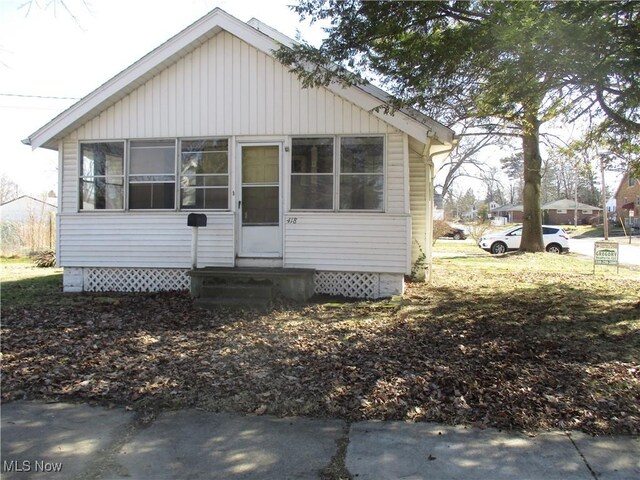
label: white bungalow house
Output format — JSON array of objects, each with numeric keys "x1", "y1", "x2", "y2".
[{"x1": 24, "y1": 8, "x2": 455, "y2": 299}]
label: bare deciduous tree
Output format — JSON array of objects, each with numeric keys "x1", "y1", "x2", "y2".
[{"x1": 0, "y1": 174, "x2": 21, "y2": 204}]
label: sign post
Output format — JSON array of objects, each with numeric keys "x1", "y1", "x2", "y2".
[{"x1": 593, "y1": 241, "x2": 619, "y2": 274}]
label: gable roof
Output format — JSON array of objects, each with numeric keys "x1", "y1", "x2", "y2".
[
  {"x1": 614, "y1": 171, "x2": 640, "y2": 198},
  {"x1": 24, "y1": 8, "x2": 454, "y2": 151},
  {"x1": 542, "y1": 199, "x2": 602, "y2": 211},
  {"x1": 0, "y1": 195, "x2": 57, "y2": 209},
  {"x1": 492, "y1": 204, "x2": 523, "y2": 213}
]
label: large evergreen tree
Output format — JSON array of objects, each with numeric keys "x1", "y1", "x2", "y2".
[{"x1": 276, "y1": 0, "x2": 639, "y2": 251}]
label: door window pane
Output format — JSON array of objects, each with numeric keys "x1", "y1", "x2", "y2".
[
  {"x1": 242, "y1": 186, "x2": 279, "y2": 225},
  {"x1": 242, "y1": 146, "x2": 279, "y2": 184}
]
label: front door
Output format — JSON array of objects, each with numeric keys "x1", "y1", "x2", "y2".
[{"x1": 238, "y1": 143, "x2": 282, "y2": 257}]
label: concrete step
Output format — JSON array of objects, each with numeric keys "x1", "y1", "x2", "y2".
[
  {"x1": 194, "y1": 296, "x2": 271, "y2": 310},
  {"x1": 195, "y1": 282, "x2": 274, "y2": 309},
  {"x1": 200, "y1": 283, "x2": 273, "y2": 301},
  {"x1": 189, "y1": 267, "x2": 315, "y2": 302}
]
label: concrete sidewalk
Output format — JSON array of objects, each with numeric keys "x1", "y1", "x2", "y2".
[{"x1": 1, "y1": 401, "x2": 638, "y2": 480}]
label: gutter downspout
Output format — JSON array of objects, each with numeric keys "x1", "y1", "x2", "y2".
[{"x1": 425, "y1": 136, "x2": 460, "y2": 282}]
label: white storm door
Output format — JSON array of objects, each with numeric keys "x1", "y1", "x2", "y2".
[{"x1": 238, "y1": 144, "x2": 282, "y2": 257}]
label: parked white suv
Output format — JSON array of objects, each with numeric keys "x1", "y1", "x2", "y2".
[{"x1": 479, "y1": 225, "x2": 570, "y2": 254}]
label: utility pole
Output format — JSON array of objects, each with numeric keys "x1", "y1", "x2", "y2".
[{"x1": 574, "y1": 183, "x2": 578, "y2": 227}]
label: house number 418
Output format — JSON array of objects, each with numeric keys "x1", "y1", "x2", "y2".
[{"x1": 286, "y1": 217, "x2": 298, "y2": 224}]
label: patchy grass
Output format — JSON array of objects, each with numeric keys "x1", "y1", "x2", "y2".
[
  {"x1": 567, "y1": 224, "x2": 631, "y2": 240},
  {"x1": 432, "y1": 238, "x2": 484, "y2": 256},
  {"x1": 1, "y1": 257, "x2": 64, "y2": 307},
  {"x1": 1, "y1": 254, "x2": 639, "y2": 435}
]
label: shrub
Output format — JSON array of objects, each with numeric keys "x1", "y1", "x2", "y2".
[
  {"x1": 467, "y1": 222, "x2": 491, "y2": 242},
  {"x1": 33, "y1": 250, "x2": 56, "y2": 268},
  {"x1": 432, "y1": 220, "x2": 452, "y2": 244}
]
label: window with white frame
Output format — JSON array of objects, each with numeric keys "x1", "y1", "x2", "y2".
[
  {"x1": 291, "y1": 137, "x2": 334, "y2": 210},
  {"x1": 79, "y1": 142, "x2": 125, "y2": 210},
  {"x1": 180, "y1": 139, "x2": 229, "y2": 209},
  {"x1": 129, "y1": 140, "x2": 176, "y2": 209},
  {"x1": 340, "y1": 137, "x2": 384, "y2": 210},
  {"x1": 290, "y1": 136, "x2": 384, "y2": 211},
  {"x1": 557, "y1": 209, "x2": 567, "y2": 214}
]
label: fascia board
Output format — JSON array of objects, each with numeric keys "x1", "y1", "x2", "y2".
[{"x1": 326, "y1": 82, "x2": 453, "y2": 146}]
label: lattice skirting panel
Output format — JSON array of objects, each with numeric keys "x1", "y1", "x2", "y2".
[
  {"x1": 314, "y1": 271, "x2": 379, "y2": 299},
  {"x1": 83, "y1": 268, "x2": 190, "y2": 292}
]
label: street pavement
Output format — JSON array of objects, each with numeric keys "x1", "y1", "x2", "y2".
[
  {"x1": 568, "y1": 237, "x2": 640, "y2": 266},
  {"x1": 2, "y1": 401, "x2": 639, "y2": 479}
]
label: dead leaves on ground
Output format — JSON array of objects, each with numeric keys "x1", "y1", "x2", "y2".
[{"x1": 1, "y1": 267, "x2": 639, "y2": 436}]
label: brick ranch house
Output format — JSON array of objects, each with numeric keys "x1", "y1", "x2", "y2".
[
  {"x1": 614, "y1": 171, "x2": 640, "y2": 229},
  {"x1": 542, "y1": 199, "x2": 602, "y2": 225},
  {"x1": 492, "y1": 200, "x2": 601, "y2": 226}
]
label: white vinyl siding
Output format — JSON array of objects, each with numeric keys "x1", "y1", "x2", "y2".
[
  {"x1": 58, "y1": 133, "x2": 415, "y2": 273},
  {"x1": 56, "y1": 28, "x2": 428, "y2": 277},
  {"x1": 58, "y1": 213, "x2": 234, "y2": 268},
  {"x1": 62, "y1": 140, "x2": 79, "y2": 213},
  {"x1": 386, "y1": 133, "x2": 405, "y2": 214},
  {"x1": 69, "y1": 31, "x2": 393, "y2": 142},
  {"x1": 283, "y1": 214, "x2": 410, "y2": 273}
]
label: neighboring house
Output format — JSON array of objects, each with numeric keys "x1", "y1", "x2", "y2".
[
  {"x1": 24, "y1": 9, "x2": 455, "y2": 298},
  {"x1": 542, "y1": 199, "x2": 602, "y2": 225},
  {"x1": 461, "y1": 202, "x2": 493, "y2": 221},
  {"x1": 614, "y1": 171, "x2": 640, "y2": 229},
  {"x1": 0, "y1": 195, "x2": 57, "y2": 223},
  {"x1": 0, "y1": 195, "x2": 57, "y2": 255},
  {"x1": 460, "y1": 203, "x2": 481, "y2": 222},
  {"x1": 491, "y1": 204, "x2": 524, "y2": 223},
  {"x1": 491, "y1": 200, "x2": 602, "y2": 225}
]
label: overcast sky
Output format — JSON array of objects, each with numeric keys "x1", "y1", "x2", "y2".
[{"x1": 0, "y1": 0, "x2": 325, "y2": 196}]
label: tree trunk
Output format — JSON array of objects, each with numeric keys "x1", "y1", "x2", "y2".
[{"x1": 520, "y1": 113, "x2": 544, "y2": 252}]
